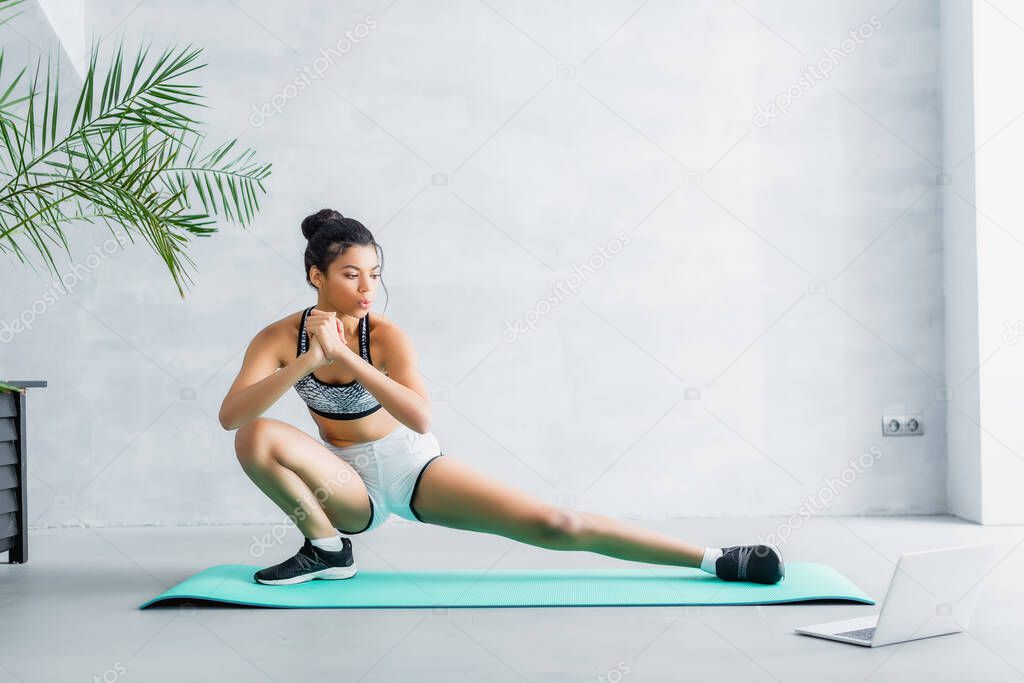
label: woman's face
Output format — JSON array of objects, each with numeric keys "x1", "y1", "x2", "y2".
[{"x1": 314, "y1": 244, "x2": 380, "y2": 316}]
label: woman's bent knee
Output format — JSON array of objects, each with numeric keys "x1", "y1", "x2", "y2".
[{"x1": 234, "y1": 418, "x2": 279, "y2": 468}]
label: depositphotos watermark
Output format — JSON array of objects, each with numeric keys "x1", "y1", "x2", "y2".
[
  {"x1": 249, "y1": 15, "x2": 379, "y2": 128},
  {"x1": 755, "y1": 444, "x2": 884, "y2": 548},
  {"x1": 0, "y1": 233, "x2": 131, "y2": 344},
  {"x1": 501, "y1": 230, "x2": 632, "y2": 344},
  {"x1": 597, "y1": 660, "x2": 631, "y2": 683},
  {"x1": 1001, "y1": 319, "x2": 1024, "y2": 346},
  {"x1": 92, "y1": 661, "x2": 127, "y2": 683},
  {"x1": 753, "y1": 15, "x2": 883, "y2": 128}
]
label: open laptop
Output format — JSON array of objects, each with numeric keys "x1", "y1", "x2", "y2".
[{"x1": 795, "y1": 543, "x2": 998, "y2": 647}]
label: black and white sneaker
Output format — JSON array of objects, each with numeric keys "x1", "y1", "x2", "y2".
[
  {"x1": 253, "y1": 537, "x2": 357, "y2": 585},
  {"x1": 716, "y1": 544, "x2": 785, "y2": 584}
]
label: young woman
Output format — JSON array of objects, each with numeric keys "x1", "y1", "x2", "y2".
[{"x1": 219, "y1": 209, "x2": 785, "y2": 586}]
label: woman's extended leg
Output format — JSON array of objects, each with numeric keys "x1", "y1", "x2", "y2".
[
  {"x1": 410, "y1": 455, "x2": 705, "y2": 567},
  {"x1": 234, "y1": 417, "x2": 373, "y2": 538}
]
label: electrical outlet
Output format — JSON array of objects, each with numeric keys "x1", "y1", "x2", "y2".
[{"x1": 882, "y1": 414, "x2": 924, "y2": 436}]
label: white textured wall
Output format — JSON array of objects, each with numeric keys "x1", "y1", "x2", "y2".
[
  {"x1": 940, "y1": 0, "x2": 981, "y2": 523},
  {"x1": 0, "y1": 0, "x2": 948, "y2": 527},
  {"x1": 965, "y1": 1, "x2": 1024, "y2": 523},
  {"x1": 940, "y1": 0, "x2": 1024, "y2": 525}
]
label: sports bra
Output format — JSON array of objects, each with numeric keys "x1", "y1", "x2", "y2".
[{"x1": 293, "y1": 306, "x2": 383, "y2": 420}]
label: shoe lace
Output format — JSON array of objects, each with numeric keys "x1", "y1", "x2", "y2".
[
  {"x1": 292, "y1": 541, "x2": 321, "y2": 572},
  {"x1": 734, "y1": 546, "x2": 753, "y2": 580}
]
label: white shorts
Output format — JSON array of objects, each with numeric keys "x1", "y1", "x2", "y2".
[{"x1": 320, "y1": 423, "x2": 445, "y2": 534}]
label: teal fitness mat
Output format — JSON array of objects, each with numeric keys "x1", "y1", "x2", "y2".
[{"x1": 140, "y1": 562, "x2": 873, "y2": 609}]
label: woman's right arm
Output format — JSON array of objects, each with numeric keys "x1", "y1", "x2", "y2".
[{"x1": 218, "y1": 328, "x2": 326, "y2": 431}]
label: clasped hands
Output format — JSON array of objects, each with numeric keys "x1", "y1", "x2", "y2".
[{"x1": 305, "y1": 308, "x2": 357, "y2": 369}]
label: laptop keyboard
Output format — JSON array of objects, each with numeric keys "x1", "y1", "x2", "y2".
[{"x1": 835, "y1": 627, "x2": 875, "y2": 641}]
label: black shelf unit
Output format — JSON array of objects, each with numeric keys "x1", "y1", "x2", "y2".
[{"x1": 1, "y1": 380, "x2": 46, "y2": 564}]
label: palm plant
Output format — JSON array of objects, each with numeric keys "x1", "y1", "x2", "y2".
[{"x1": 0, "y1": 0, "x2": 273, "y2": 393}]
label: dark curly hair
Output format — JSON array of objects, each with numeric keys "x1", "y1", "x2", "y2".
[{"x1": 301, "y1": 208, "x2": 388, "y2": 311}]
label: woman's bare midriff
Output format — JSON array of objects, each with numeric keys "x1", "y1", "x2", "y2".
[{"x1": 274, "y1": 309, "x2": 402, "y2": 449}]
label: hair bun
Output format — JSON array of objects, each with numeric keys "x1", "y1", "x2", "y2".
[{"x1": 301, "y1": 208, "x2": 345, "y2": 240}]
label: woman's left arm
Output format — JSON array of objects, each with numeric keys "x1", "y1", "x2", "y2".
[{"x1": 341, "y1": 325, "x2": 432, "y2": 433}]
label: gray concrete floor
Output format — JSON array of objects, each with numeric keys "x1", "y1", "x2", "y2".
[{"x1": 1, "y1": 515, "x2": 1022, "y2": 682}]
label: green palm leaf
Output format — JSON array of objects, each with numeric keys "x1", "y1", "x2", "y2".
[
  {"x1": 0, "y1": 26, "x2": 272, "y2": 297},
  {"x1": 0, "y1": 380, "x2": 23, "y2": 393}
]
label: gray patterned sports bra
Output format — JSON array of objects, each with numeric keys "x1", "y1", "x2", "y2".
[{"x1": 294, "y1": 306, "x2": 383, "y2": 420}]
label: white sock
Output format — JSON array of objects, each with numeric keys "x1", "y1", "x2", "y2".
[
  {"x1": 700, "y1": 547, "x2": 723, "y2": 574},
  {"x1": 310, "y1": 534, "x2": 344, "y2": 552}
]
